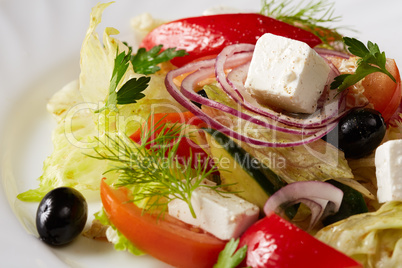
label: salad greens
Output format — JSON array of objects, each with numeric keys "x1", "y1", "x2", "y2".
[
  {"x1": 131, "y1": 44, "x2": 187, "y2": 75},
  {"x1": 97, "y1": 48, "x2": 150, "y2": 113},
  {"x1": 213, "y1": 238, "x2": 248, "y2": 268},
  {"x1": 331, "y1": 37, "x2": 396, "y2": 92},
  {"x1": 316, "y1": 201, "x2": 402, "y2": 267}
]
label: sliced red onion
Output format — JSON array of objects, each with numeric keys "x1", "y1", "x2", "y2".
[
  {"x1": 223, "y1": 50, "x2": 347, "y2": 129},
  {"x1": 181, "y1": 62, "x2": 322, "y2": 136},
  {"x1": 315, "y1": 47, "x2": 350, "y2": 59},
  {"x1": 165, "y1": 59, "x2": 337, "y2": 147},
  {"x1": 164, "y1": 43, "x2": 348, "y2": 147},
  {"x1": 263, "y1": 181, "x2": 344, "y2": 230}
]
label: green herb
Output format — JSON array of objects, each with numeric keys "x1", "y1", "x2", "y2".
[
  {"x1": 260, "y1": 0, "x2": 344, "y2": 49},
  {"x1": 213, "y1": 238, "x2": 249, "y2": 268},
  {"x1": 131, "y1": 45, "x2": 188, "y2": 75},
  {"x1": 330, "y1": 37, "x2": 396, "y2": 92},
  {"x1": 97, "y1": 48, "x2": 149, "y2": 113},
  {"x1": 90, "y1": 117, "x2": 222, "y2": 218}
]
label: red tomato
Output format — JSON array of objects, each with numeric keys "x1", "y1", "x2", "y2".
[
  {"x1": 100, "y1": 179, "x2": 226, "y2": 268},
  {"x1": 129, "y1": 111, "x2": 215, "y2": 172},
  {"x1": 239, "y1": 213, "x2": 363, "y2": 268},
  {"x1": 140, "y1": 13, "x2": 322, "y2": 67},
  {"x1": 362, "y1": 58, "x2": 401, "y2": 122}
]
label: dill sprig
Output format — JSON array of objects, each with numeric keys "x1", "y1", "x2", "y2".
[
  {"x1": 90, "y1": 118, "x2": 222, "y2": 218},
  {"x1": 260, "y1": 0, "x2": 345, "y2": 49}
]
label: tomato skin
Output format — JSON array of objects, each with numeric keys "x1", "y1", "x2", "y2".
[
  {"x1": 129, "y1": 112, "x2": 215, "y2": 172},
  {"x1": 140, "y1": 13, "x2": 322, "y2": 67},
  {"x1": 239, "y1": 213, "x2": 363, "y2": 268},
  {"x1": 100, "y1": 179, "x2": 226, "y2": 268},
  {"x1": 362, "y1": 59, "x2": 401, "y2": 122}
]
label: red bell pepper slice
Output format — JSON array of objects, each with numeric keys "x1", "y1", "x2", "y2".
[
  {"x1": 239, "y1": 212, "x2": 363, "y2": 268},
  {"x1": 140, "y1": 13, "x2": 322, "y2": 67}
]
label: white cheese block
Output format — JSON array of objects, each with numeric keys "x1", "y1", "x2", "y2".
[
  {"x1": 168, "y1": 179, "x2": 259, "y2": 240},
  {"x1": 244, "y1": 33, "x2": 330, "y2": 114},
  {"x1": 375, "y1": 140, "x2": 402, "y2": 203}
]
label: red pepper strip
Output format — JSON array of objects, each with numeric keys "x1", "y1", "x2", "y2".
[
  {"x1": 140, "y1": 13, "x2": 322, "y2": 67},
  {"x1": 239, "y1": 212, "x2": 363, "y2": 268}
]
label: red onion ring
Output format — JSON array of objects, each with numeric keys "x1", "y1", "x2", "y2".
[
  {"x1": 164, "y1": 43, "x2": 348, "y2": 147},
  {"x1": 263, "y1": 181, "x2": 344, "y2": 230}
]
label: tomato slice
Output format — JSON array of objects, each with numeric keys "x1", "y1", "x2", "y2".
[
  {"x1": 361, "y1": 59, "x2": 402, "y2": 122},
  {"x1": 239, "y1": 213, "x2": 363, "y2": 268},
  {"x1": 100, "y1": 179, "x2": 226, "y2": 268},
  {"x1": 140, "y1": 13, "x2": 322, "y2": 67}
]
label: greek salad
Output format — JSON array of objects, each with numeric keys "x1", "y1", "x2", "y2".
[{"x1": 17, "y1": 1, "x2": 402, "y2": 267}]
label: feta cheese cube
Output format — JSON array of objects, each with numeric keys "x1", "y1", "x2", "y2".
[
  {"x1": 168, "y1": 179, "x2": 259, "y2": 240},
  {"x1": 244, "y1": 33, "x2": 330, "y2": 114},
  {"x1": 375, "y1": 140, "x2": 402, "y2": 203}
]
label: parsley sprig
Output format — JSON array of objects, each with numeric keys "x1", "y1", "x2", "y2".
[
  {"x1": 330, "y1": 37, "x2": 396, "y2": 92},
  {"x1": 131, "y1": 44, "x2": 187, "y2": 75},
  {"x1": 260, "y1": 0, "x2": 344, "y2": 49},
  {"x1": 213, "y1": 238, "x2": 248, "y2": 268},
  {"x1": 97, "y1": 47, "x2": 150, "y2": 113},
  {"x1": 90, "y1": 118, "x2": 222, "y2": 218},
  {"x1": 98, "y1": 44, "x2": 187, "y2": 112}
]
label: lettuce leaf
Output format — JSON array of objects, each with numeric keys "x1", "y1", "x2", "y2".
[
  {"x1": 18, "y1": 2, "x2": 185, "y2": 201},
  {"x1": 315, "y1": 201, "x2": 402, "y2": 267}
]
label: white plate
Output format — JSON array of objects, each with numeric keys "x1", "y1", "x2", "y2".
[{"x1": 1, "y1": 0, "x2": 401, "y2": 267}]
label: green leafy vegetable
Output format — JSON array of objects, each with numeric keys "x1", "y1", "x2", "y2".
[
  {"x1": 330, "y1": 37, "x2": 396, "y2": 92},
  {"x1": 213, "y1": 238, "x2": 248, "y2": 268},
  {"x1": 90, "y1": 117, "x2": 223, "y2": 218},
  {"x1": 95, "y1": 209, "x2": 144, "y2": 255},
  {"x1": 131, "y1": 45, "x2": 188, "y2": 75},
  {"x1": 97, "y1": 48, "x2": 150, "y2": 112},
  {"x1": 260, "y1": 0, "x2": 344, "y2": 49}
]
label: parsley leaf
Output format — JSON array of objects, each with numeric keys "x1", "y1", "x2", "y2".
[
  {"x1": 213, "y1": 238, "x2": 248, "y2": 268},
  {"x1": 330, "y1": 37, "x2": 396, "y2": 92},
  {"x1": 116, "y1": 76, "x2": 149, "y2": 105},
  {"x1": 96, "y1": 48, "x2": 150, "y2": 113},
  {"x1": 131, "y1": 45, "x2": 187, "y2": 75}
]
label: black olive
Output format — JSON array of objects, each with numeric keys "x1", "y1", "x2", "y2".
[
  {"x1": 323, "y1": 108, "x2": 386, "y2": 158},
  {"x1": 191, "y1": 89, "x2": 208, "y2": 108},
  {"x1": 36, "y1": 187, "x2": 88, "y2": 246}
]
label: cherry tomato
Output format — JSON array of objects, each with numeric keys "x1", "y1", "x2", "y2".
[
  {"x1": 140, "y1": 13, "x2": 322, "y2": 67},
  {"x1": 239, "y1": 213, "x2": 362, "y2": 268},
  {"x1": 100, "y1": 179, "x2": 226, "y2": 268},
  {"x1": 362, "y1": 58, "x2": 401, "y2": 122}
]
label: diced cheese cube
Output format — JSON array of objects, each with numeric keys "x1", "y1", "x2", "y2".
[
  {"x1": 375, "y1": 140, "x2": 402, "y2": 203},
  {"x1": 244, "y1": 33, "x2": 330, "y2": 114},
  {"x1": 168, "y1": 179, "x2": 259, "y2": 240}
]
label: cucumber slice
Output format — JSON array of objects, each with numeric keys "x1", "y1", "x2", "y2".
[{"x1": 203, "y1": 128, "x2": 287, "y2": 210}]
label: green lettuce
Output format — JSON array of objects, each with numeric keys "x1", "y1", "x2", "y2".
[
  {"x1": 18, "y1": 2, "x2": 185, "y2": 201},
  {"x1": 315, "y1": 201, "x2": 402, "y2": 267}
]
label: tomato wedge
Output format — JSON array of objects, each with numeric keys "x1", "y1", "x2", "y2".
[
  {"x1": 239, "y1": 213, "x2": 363, "y2": 268},
  {"x1": 362, "y1": 58, "x2": 402, "y2": 122},
  {"x1": 100, "y1": 179, "x2": 226, "y2": 268},
  {"x1": 140, "y1": 13, "x2": 322, "y2": 67},
  {"x1": 129, "y1": 111, "x2": 215, "y2": 172}
]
